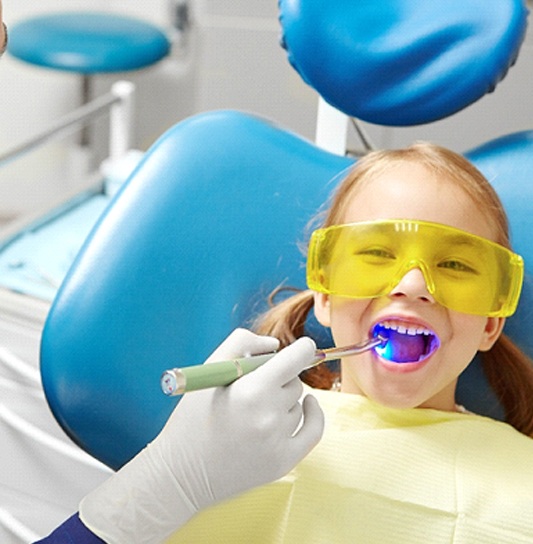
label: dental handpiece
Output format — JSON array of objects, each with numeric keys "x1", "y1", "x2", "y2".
[{"x1": 161, "y1": 335, "x2": 387, "y2": 396}]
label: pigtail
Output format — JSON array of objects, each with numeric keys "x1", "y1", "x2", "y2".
[
  {"x1": 253, "y1": 287, "x2": 338, "y2": 389},
  {"x1": 254, "y1": 287, "x2": 314, "y2": 347},
  {"x1": 481, "y1": 333, "x2": 533, "y2": 438}
]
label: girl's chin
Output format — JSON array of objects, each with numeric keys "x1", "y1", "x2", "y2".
[
  {"x1": 341, "y1": 355, "x2": 440, "y2": 409},
  {"x1": 361, "y1": 390, "x2": 430, "y2": 410}
]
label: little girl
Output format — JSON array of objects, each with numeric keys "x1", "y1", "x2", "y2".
[
  {"x1": 257, "y1": 142, "x2": 533, "y2": 435},
  {"x1": 44, "y1": 143, "x2": 533, "y2": 543}
]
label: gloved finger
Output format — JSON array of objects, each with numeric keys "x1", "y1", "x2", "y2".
[
  {"x1": 205, "y1": 328, "x2": 280, "y2": 364},
  {"x1": 278, "y1": 377, "x2": 304, "y2": 412},
  {"x1": 253, "y1": 336, "x2": 317, "y2": 387},
  {"x1": 285, "y1": 394, "x2": 324, "y2": 464},
  {"x1": 285, "y1": 401, "x2": 304, "y2": 436}
]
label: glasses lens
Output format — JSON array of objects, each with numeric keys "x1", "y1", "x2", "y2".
[{"x1": 307, "y1": 220, "x2": 523, "y2": 317}]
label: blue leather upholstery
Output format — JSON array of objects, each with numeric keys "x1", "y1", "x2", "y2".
[
  {"x1": 41, "y1": 111, "x2": 353, "y2": 469},
  {"x1": 8, "y1": 12, "x2": 170, "y2": 73},
  {"x1": 279, "y1": 0, "x2": 527, "y2": 125}
]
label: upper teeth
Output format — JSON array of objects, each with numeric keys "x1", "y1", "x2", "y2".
[{"x1": 380, "y1": 320, "x2": 432, "y2": 336}]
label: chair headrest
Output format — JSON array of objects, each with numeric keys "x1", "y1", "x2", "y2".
[{"x1": 279, "y1": 0, "x2": 528, "y2": 125}]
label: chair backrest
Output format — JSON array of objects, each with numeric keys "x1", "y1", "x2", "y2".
[
  {"x1": 41, "y1": 1, "x2": 530, "y2": 469},
  {"x1": 41, "y1": 111, "x2": 353, "y2": 469}
]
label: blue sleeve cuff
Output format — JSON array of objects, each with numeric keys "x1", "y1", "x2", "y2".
[{"x1": 34, "y1": 514, "x2": 105, "y2": 543}]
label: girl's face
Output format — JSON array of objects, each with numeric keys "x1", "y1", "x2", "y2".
[{"x1": 314, "y1": 161, "x2": 505, "y2": 411}]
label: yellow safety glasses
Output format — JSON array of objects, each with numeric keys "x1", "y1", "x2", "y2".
[{"x1": 307, "y1": 219, "x2": 524, "y2": 317}]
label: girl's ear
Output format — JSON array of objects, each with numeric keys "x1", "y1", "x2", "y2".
[
  {"x1": 478, "y1": 317, "x2": 505, "y2": 352},
  {"x1": 313, "y1": 291, "x2": 331, "y2": 327}
]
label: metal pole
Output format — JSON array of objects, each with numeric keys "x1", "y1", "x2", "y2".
[{"x1": 0, "y1": 87, "x2": 131, "y2": 166}]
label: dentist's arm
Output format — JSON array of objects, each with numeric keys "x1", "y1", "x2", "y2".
[
  {"x1": 77, "y1": 329, "x2": 324, "y2": 544},
  {"x1": 34, "y1": 515, "x2": 104, "y2": 543}
]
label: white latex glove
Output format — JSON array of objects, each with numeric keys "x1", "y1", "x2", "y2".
[{"x1": 80, "y1": 328, "x2": 325, "y2": 544}]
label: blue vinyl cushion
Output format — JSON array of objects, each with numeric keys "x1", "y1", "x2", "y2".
[
  {"x1": 279, "y1": 0, "x2": 528, "y2": 126},
  {"x1": 8, "y1": 12, "x2": 170, "y2": 73},
  {"x1": 40, "y1": 111, "x2": 353, "y2": 469}
]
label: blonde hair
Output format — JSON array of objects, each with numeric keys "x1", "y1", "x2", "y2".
[{"x1": 254, "y1": 142, "x2": 533, "y2": 437}]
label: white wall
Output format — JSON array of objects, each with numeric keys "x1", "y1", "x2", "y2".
[
  {"x1": 0, "y1": 0, "x2": 195, "y2": 217},
  {"x1": 193, "y1": 1, "x2": 318, "y2": 140},
  {"x1": 0, "y1": 0, "x2": 533, "y2": 218}
]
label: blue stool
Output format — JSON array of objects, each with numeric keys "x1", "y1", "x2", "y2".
[{"x1": 8, "y1": 11, "x2": 170, "y2": 144}]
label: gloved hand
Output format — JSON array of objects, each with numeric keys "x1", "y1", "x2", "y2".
[{"x1": 80, "y1": 328, "x2": 325, "y2": 544}]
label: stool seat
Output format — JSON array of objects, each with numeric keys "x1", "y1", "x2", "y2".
[{"x1": 8, "y1": 12, "x2": 170, "y2": 73}]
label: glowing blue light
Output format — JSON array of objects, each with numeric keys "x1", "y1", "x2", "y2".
[{"x1": 374, "y1": 341, "x2": 394, "y2": 361}]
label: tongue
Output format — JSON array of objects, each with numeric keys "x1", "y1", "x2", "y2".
[{"x1": 383, "y1": 329, "x2": 428, "y2": 363}]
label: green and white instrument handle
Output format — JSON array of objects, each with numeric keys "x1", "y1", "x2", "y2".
[{"x1": 161, "y1": 335, "x2": 386, "y2": 396}]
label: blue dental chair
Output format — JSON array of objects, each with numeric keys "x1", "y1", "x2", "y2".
[{"x1": 40, "y1": 1, "x2": 532, "y2": 470}]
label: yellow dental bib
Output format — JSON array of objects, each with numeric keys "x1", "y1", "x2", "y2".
[{"x1": 167, "y1": 388, "x2": 533, "y2": 543}]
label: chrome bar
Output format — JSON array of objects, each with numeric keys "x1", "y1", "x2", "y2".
[
  {"x1": 0, "y1": 86, "x2": 126, "y2": 166},
  {"x1": 349, "y1": 116, "x2": 376, "y2": 153}
]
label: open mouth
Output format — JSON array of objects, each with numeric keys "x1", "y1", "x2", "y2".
[{"x1": 372, "y1": 321, "x2": 440, "y2": 364}]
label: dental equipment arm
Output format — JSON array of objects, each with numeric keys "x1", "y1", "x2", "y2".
[{"x1": 80, "y1": 329, "x2": 325, "y2": 544}]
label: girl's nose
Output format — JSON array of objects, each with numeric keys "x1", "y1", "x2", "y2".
[{"x1": 389, "y1": 268, "x2": 435, "y2": 304}]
